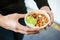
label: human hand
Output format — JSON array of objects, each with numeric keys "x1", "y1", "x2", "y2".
[
  {"x1": 0, "y1": 13, "x2": 41, "y2": 34},
  {"x1": 40, "y1": 6, "x2": 54, "y2": 30}
]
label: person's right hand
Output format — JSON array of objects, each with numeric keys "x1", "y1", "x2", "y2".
[{"x1": 0, "y1": 13, "x2": 41, "y2": 34}]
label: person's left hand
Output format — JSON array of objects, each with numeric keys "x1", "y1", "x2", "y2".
[
  {"x1": 40, "y1": 6, "x2": 54, "y2": 30},
  {"x1": 0, "y1": 13, "x2": 41, "y2": 34}
]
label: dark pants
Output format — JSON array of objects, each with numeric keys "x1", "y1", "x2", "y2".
[{"x1": 0, "y1": 18, "x2": 25, "y2": 40}]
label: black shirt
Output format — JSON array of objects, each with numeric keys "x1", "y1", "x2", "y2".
[{"x1": 0, "y1": 0, "x2": 50, "y2": 16}]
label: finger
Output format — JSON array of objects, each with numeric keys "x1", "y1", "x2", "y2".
[
  {"x1": 49, "y1": 14, "x2": 54, "y2": 26},
  {"x1": 10, "y1": 28, "x2": 28, "y2": 34},
  {"x1": 15, "y1": 23, "x2": 41, "y2": 34},
  {"x1": 18, "y1": 31, "x2": 40, "y2": 35},
  {"x1": 48, "y1": 12, "x2": 54, "y2": 25},
  {"x1": 24, "y1": 27, "x2": 41, "y2": 32},
  {"x1": 13, "y1": 28, "x2": 40, "y2": 34},
  {"x1": 17, "y1": 25, "x2": 40, "y2": 32},
  {"x1": 44, "y1": 26, "x2": 48, "y2": 30},
  {"x1": 49, "y1": 18, "x2": 54, "y2": 26},
  {"x1": 13, "y1": 29, "x2": 28, "y2": 34},
  {"x1": 26, "y1": 31, "x2": 40, "y2": 34},
  {"x1": 16, "y1": 22, "x2": 41, "y2": 32}
]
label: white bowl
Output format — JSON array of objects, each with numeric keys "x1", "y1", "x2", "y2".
[{"x1": 25, "y1": 10, "x2": 50, "y2": 29}]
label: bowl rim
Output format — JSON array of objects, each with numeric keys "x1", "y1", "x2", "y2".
[{"x1": 24, "y1": 10, "x2": 50, "y2": 28}]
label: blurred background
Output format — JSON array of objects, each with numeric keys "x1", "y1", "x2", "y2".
[{"x1": 23, "y1": 0, "x2": 60, "y2": 40}]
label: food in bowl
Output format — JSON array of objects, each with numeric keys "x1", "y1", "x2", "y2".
[{"x1": 25, "y1": 10, "x2": 50, "y2": 28}]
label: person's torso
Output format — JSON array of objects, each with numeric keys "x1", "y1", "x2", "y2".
[
  {"x1": 0, "y1": 0, "x2": 27, "y2": 15},
  {"x1": 0, "y1": 0, "x2": 49, "y2": 15}
]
